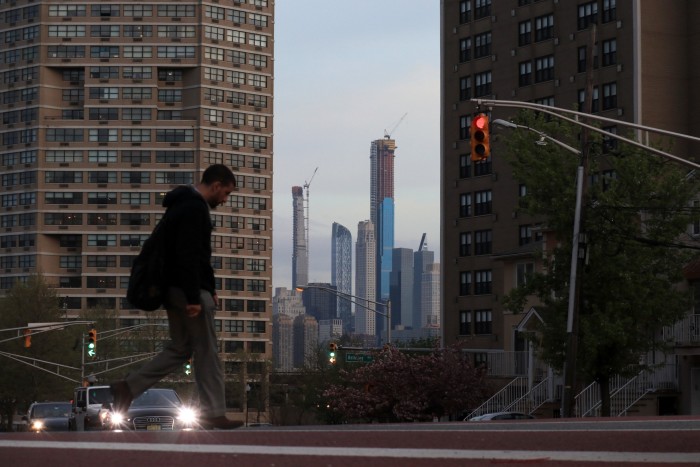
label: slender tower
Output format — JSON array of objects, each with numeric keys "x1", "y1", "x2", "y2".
[
  {"x1": 332, "y1": 222, "x2": 353, "y2": 333},
  {"x1": 355, "y1": 220, "x2": 376, "y2": 337},
  {"x1": 292, "y1": 186, "x2": 308, "y2": 288},
  {"x1": 369, "y1": 138, "x2": 396, "y2": 340}
]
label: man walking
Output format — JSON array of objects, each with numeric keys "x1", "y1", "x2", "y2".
[{"x1": 111, "y1": 164, "x2": 242, "y2": 429}]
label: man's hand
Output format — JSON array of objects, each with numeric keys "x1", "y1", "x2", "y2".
[{"x1": 186, "y1": 304, "x2": 202, "y2": 318}]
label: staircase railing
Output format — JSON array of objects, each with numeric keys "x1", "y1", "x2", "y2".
[
  {"x1": 464, "y1": 376, "x2": 528, "y2": 421},
  {"x1": 506, "y1": 376, "x2": 552, "y2": 415},
  {"x1": 575, "y1": 363, "x2": 678, "y2": 417}
]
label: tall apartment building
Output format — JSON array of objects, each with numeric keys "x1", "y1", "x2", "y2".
[
  {"x1": 0, "y1": 0, "x2": 274, "y2": 383},
  {"x1": 389, "y1": 247, "x2": 413, "y2": 329},
  {"x1": 369, "y1": 138, "x2": 395, "y2": 301},
  {"x1": 413, "y1": 241, "x2": 435, "y2": 331},
  {"x1": 441, "y1": 0, "x2": 700, "y2": 412},
  {"x1": 291, "y1": 186, "x2": 307, "y2": 288},
  {"x1": 331, "y1": 222, "x2": 352, "y2": 334},
  {"x1": 355, "y1": 220, "x2": 376, "y2": 338}
]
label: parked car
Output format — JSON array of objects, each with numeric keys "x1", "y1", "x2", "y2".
[
  {"x1": 467, "y1": 411, "x2": 536, "y2": 421},
  {"x1": 106, "y1": 388, "x2": 198, "y2": 431},
  {"x1": 24, "y1": 402, "x2": 72, "y2": 432},
  {"x1": 70, "y1": 385, "x2": 113, "y2": 431}
]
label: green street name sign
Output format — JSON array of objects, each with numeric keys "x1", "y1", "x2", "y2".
[{"x1": 345, "y1": 353, "x2": 373, "y2": 363}]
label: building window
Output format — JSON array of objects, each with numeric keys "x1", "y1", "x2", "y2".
[
  {"x1": 459, "y1": 154, "x2": 471, "y2": 178},
  {"x1": 87, "y1": 192, "x2": 117, "y2": 204},
  {"x1": 459, "y1": 271, "x2": 472, "y2": 296},
  {"x1": 602, "y1": 125, "x2": 618, "y2": 152},
  {"x1": 517, "y1": 263, "x2": 534, "y2": 287},
  {"x1": 474, "y1": 158, "x2": 492, "y2": 177},
  {"x1": 474, "y1": 190, "x2": 492, "y2": 215},
  {"x1": 602, "y1": 0, "x2": 616, "y2": 23},
  {"x1": 474, "y1": 230, "x2": 492, "y2": 255},
  {"x1": 459, "y1": 76, "x2": 471, "y2": 101},
  {"x1": 459, "y1": 193, "x2": 472, "y2": 217},
  {"x1": 474, "y1": 32, "x2": 491, "y2": 59},
  {"x1": 474, "y1": 270, "x2": 492, "y2": 295},
  {"x1": 474, "y1": 71, "x2": 492, "y2": 97},
  {"x1": 459, "y1": 310, "x2": 471, "y2": 335},
  {"x1": 90, "y1": 46, "x2": 120, "y2": 59},
  {"x1": 602, "y1": 82, "x2": 617, "y2": 110},
  {"x1": 459, "y1": 115, "x2": 470, "y2": 140},
  {"x1": 518, "y1": 20, "x2": 531, "y2": 46},
  {"x1": 534, "y1": 14, "x2": 553, "y2": 42},
  {"x1": 459, "y1": 0, "x2": 471, "y2": 24},
  {"x1": 91, "y1": 5, "x2": 120, "y2": 17},
  {"x1": 474, "y1": 310, "x2": 492, "y2": 334},
  {"x1": 158, "y1": 90, "x2": 182, "y2": 102},
  {"x1": 474, "y1": 0, "x2": 491, "y2": 20},
  {"x1": 123, "y1": 67, "x2": 152, "y2": 79},
  {"x1": 519, "y1": 61, "x2": 532, "y2": 87},
  {"x1": 602, "y1": 39, "x2": 617, "y2": 67},
  {"x1": 157, "y1": 5, "x2": 196, "y2": 17},
  {"x1": 578, "y1": 1, "x2": 598, "y2": 30},
  {"x1": 459, "y1": 232, "x2": 472, "y2": 257},
  {"x1": 124, "y1": 5, "x2": 153, "y2": 17},
  {"x1": 534, "y1": 55, "x2": 554, "y2": 83},
  {"x1": 578, "y1": 87, "x2": 600, "y2": 113},
  {"x1": 459, "y1": 37, "x2": 471, "y2": 62}
]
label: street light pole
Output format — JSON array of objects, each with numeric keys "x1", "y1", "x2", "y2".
[
  {"x1": 296, "y1": 286, "x2": 391, "y2": 346},
  {"x1": 492, "y1": 118, "x2": 584, "y2": 417}
]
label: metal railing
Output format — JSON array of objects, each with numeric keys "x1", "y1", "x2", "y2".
[
  {"x1": 575, "y1": 363, "x2": 678, "y2": 417},
  {"x1": 464, "y1": 376, "x2": 528, "y2": 420},
  {"x1": 507, "y1": 377, "x2": 552, "y2": 415},
  {"x1": 662, "y1": 314, "x2": 700, "y2": 345}
]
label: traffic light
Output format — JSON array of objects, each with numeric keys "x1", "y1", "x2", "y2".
[
  {"x1": 87, "y1": 329, "x2": 97, "y2": 358},
  {"x1": 184, "y1": 358, "x2": 192, "y2": 375},
  {"x1": 328, "y1": 342, "x2": 338, "y2": 365},
  {"x1": 23, "y1": 329, "x2": 31, "y2": 348},
  {"x1": 470, "y1": 113, "x2": 490, "y2": 161}
]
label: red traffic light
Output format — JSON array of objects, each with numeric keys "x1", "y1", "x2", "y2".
[{"x1": 471, "y1": 114, "x2": 491, "y2": 161}]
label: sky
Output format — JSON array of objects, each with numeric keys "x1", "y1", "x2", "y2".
[{"x1": 273, "y1": 1, "x2": 441, "y2": 290}]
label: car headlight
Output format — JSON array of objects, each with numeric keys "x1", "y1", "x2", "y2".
[
  {"x1": 109, "y1": 412, "x2": 124, "y2": 426},
  {"x1": 31, "y1": 420, "x2": 44, "y2": 431},
  {"x1": 177, "y1": 407, "x2": 197, "y2": 425}
]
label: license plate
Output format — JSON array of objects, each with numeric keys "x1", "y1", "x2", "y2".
[{"x1": 146, "y1": 425, "x2": 161, "y2": 431}]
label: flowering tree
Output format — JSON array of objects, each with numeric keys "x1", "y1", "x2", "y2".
[{"x1": 322, "y1": 344, "x2": 490, "y2": 423}]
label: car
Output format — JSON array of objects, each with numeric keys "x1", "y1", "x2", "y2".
[
  {"x1": 467, "y1": 411, "x2": 536, "y2": 421},
  {"x1": 106, "y1": 388, "x2": 198, "y2": 431},
  {"x1": 24, "y1": 402, "x2": 72, "y2": 432},
  {"x1": 70, "y1": 385, "x2": 113, "y2": 431}
]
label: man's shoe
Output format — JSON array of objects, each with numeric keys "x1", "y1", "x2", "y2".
[
  {"x1": 109, "y1": 381, "x2": 133, "y2": 413},
  {"x1": 199, "y1": 416, "x2": 244, "y2": 430}
]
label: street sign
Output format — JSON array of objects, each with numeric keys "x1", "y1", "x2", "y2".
[{"x1": 345, "y1": 353, "x2": 373, "y2": 363}]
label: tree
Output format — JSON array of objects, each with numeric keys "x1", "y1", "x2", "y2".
[
  {"x1": 501, "y1": 112, "x2": 700, "y2": 416},
  {"x1": 0, "y1": 275, "x2": 79, "y2": 430},
  {"x1": 322, "y1": 344, "x2": 490, "y2": 422}
]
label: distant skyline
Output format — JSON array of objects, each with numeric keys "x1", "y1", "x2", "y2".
[{"x1": 273, "y1": 1, "x2": 441, "y2": 290}]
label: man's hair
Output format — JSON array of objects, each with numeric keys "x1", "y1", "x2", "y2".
[{"x1": 201, "y1": 164, "x2": 236, "y2": 188}]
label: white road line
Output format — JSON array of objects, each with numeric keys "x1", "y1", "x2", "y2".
[{"x1": 1, "y1": 440, "x2": 698, "y2": 463}]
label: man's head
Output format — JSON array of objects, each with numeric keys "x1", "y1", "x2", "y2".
[{"x1": 199, "y1": 164, "x2": 236, "y2": 209}]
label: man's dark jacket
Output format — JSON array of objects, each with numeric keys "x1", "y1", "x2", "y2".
[{"x1": 162, "y1": 186, "x2": 215, "y2": 305}]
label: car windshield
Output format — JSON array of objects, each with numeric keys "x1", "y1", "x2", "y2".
[
  {"x1": 32, "y1": 403, "x2": 71, "y2": 419},
  {"x1": 131, "y1": 390, "x2": 181, "y2": 408},
  {"x1": 88, "y1": 387, "x2": 112, "y2": 405}
]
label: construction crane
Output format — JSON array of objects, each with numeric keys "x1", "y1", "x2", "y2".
[
  {"x1": 303, "y1": 167, "x2": 319, "y2": 269},
  {"x1": 418, "y1": 233, "x2": 427, "y2": 252},
  {"x1": 384, "y1": 112, "x2": 408, "y2": 139}
]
